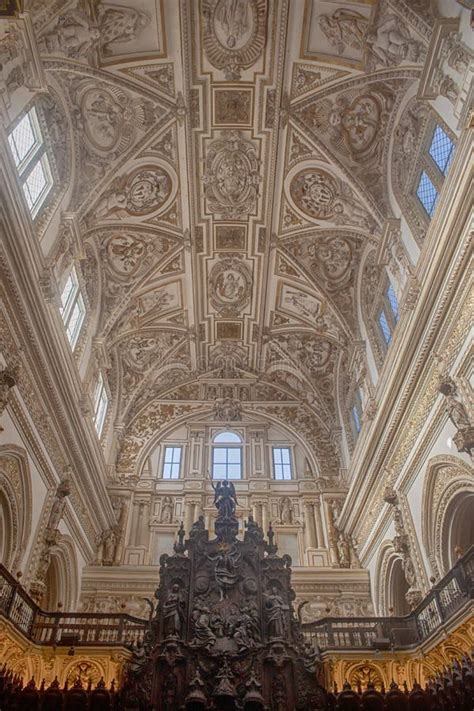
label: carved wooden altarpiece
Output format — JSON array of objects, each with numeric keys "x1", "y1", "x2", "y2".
[{"x1": 120, "y1": 481, "x2": 327, "y2": 710}]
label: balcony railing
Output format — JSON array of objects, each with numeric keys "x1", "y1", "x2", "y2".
[
  {"x1": 302, "y1": 545, "x2": 473, "y2": 650},
  {"x1": 0, "y1": 546, "x2": 472, "y2": 651},
  {"x1": 0, "y1": 566, "x2": 147, "y2": 647}
]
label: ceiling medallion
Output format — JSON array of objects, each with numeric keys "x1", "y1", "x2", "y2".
[
  {"x1": 201, "y1": 0, "x2": 267, "y2": 80},
  {"x1": 209, "y1": 257, "x2": 252, "y2": 316},
  {"x1": 203, "y1": 131, "x2": 261, "y2": 219},
  {"x1": 290, "y1": 169, "x2": 339, "y2": 220}
]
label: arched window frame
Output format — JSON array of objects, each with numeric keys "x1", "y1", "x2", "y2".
[
  {"x1": 392, "y1": 99, "x2": 457, "y2": 245},
  {"x1": 7, "y1": 106, "x2": 53, "y2": 218},
  {"x1": 211, "y1": 431, "x2": 243, "y2": 480}
]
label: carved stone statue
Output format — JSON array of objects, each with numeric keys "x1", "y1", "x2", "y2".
[
  {"x1": 102, "y1": 528, "x2": 117, "y2": 565},
  {"x1": 337, "y1": 533, "x2": 351, "y2": 568},
  {"x1": 279, "y1": 496, "x2": 293, "y2": 524},
  {"x1": 48, "y1": 479, "x2": 71, "y2": 531},
  {"x1": 439, "y1": 378, "x2": 471, "y2": 431},
  {"x1": 264, "y1": 586, "x2": 289, "y2": 638},
  {"x1": 160, "y1": 496, "x2": 174, "y2": 524}
]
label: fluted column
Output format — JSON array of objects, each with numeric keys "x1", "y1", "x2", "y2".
[{"x1": 313, "y1": 501, "x2": 325, "y2": 548}]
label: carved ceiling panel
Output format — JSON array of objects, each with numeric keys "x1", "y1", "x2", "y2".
[{"x1": 26, "y1": 0, "x2": 438, "y2": 481}]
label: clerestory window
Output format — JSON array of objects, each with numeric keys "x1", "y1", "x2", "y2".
[
  {"x1": 212, "y1": 431, "x2": 242, "y2": 480},
  {"x1": 272, "y1": 447, "x2": 293, "y2": 480},
  {"x1": 93, "y1": 373, "x2": 108, "y2": 437},
  {"x1": 59, "y1": 267, "x2": 86, "y2": 349},
  {"x1": 162, "y1": 446, "x2": 182, "y2": 479},
  {"x1": 377, "y1": 283, "x2": 400, "y2": 348},
  {"x1": 415, "y1": 124, "x2": 455, "y2": 219},
  {"x1": 8, "y1": 108, "x2": 53, "y2": 217}
]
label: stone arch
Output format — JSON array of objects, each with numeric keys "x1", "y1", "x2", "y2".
[
  {"x1": 374, "y1": 541, "x2": 410, "y2": 617},
  {"x1": 421, "y1": 455, "x2": 474, "y2": 578},
  {"x1": 0, "y1": 446, "x2": 33, "y2": 572},
  {"x1": 40, "y1": 537, "x2": 79, "y2": 611}
]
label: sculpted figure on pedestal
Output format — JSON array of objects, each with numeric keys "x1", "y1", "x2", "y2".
[
  {"x1": 211, "y1": 479, "x2": 238, "y2": 519},
  {"x1": 163, "y1": 583, "x2": 184, "y2": 638}
]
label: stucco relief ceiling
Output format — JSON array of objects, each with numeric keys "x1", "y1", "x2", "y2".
[{"x1": 26, "y1": 0, "x2": 435, "y2": 478}]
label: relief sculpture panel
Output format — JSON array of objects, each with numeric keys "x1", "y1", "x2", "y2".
[
  {"x1": 92, "y1": 164, "x2": 173, "y2": 221},
  {"x1": 209, "y1": 257, "x2": 253, "y2": 316},
  {"x1": 288, "y1": 167, "x2": 376, "y2": 232},
  {"x1": 201, "y1": 0, "x2": 267, "y2": 80},
  {"x1": 203, "y1": 131, "x2": 261, "y2": 220}
]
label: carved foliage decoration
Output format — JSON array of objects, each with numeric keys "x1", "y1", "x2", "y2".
[
  {"x1": 201, "y1": 0, "x2": 267, "y2": 80},
  {"x1": 203, "y1": 131, "x2": 261, "y2": 219}
]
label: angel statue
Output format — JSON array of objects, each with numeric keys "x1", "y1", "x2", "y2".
[{"x1": 211, "y1": 478, "x2": 238, "y2": 519}]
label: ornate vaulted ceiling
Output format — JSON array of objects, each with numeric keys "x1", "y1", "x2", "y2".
[{"x1": 26, "y1": 0, "x2": 437, "y2": 481}]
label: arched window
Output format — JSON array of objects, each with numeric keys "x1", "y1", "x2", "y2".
[
  {"x1": 212, "y1": 431, "x2": 242, "y2": 480},
  {"x1": 7, "y1": 107, "x2": 53, "y2": 217}
]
